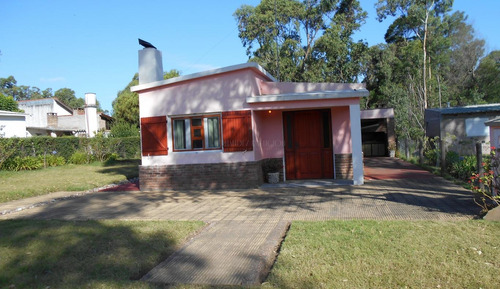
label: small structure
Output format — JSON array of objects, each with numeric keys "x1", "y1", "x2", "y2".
[
  {"x1": 17, "y1": 97, "x2": 112, "y2": 137},
  {"x1": 132, "y1": 45, "x2": 368, "y2": 190},
  {"x1": 485, "y1": 117, "x2": 500, "y2": 149},
  {"x1": 0, "y1": 110, "x2": 27, "y2": 138},
  {"x1": 360, "y1": 108, "x2": 396, "y2": 157},
  {"x1": 425, "y1": 104, "x2": 500, "y2": 155}
]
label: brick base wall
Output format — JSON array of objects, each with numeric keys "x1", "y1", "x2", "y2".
[
  {"x1": 139, "y1": 161, "x2": 263, "y2": 191},
  {"x1": 335, "y1": 153, "x2": 353, "y2": 180}
]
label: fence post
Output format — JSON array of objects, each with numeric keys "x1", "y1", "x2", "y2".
[
  {"x1": 440, "y1": 139, "x2": 446, "y2": 176},
  {"x1": 476, "y1": 142, "x2": 484, "y2": 191}
]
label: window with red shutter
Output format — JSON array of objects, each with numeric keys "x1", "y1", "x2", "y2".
[
  {"x1": 140, "y1": 116, "x2": 168, "y2": 156},
  {"x1": 222, "y1": 110, "x2": 253, "y2": 152}
]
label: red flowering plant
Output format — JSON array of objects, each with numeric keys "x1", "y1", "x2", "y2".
[{"x1": 469, "y1": 146, "x2": 500, "y2": 212}]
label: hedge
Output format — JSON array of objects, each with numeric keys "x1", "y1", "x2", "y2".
[{"x1": 0, "y1": 136, "x2": 140, "y2": 170}]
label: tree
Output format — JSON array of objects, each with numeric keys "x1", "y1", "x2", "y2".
[
  {"x1": 0, "y1": 93, "x2": 21, "y2": 112},
  {"x1": 54, "y1": 88, "x2": 83, "y2": 108},
  {"x1": 476, "y1": 50, "x2": 500, "y2": 103},
  {"x1": 376, "y1": 0, "x2": 453, "y2": 110},
  {"x1": 443, "y1": 11, "x2": 485, "y2": 106},
  {"x1": 112, "y1": 70, "x2": 180, "y2": 127},
  {"x1": 234, "y1": 0, "x2": 367, "y2": 82}
]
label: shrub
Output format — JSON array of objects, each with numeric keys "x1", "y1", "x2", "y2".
[
  {"x1": 469, "y1": 147, "x2": 500, "y2": 212},
  {"x1": 445, "y1": 151, "x2": 460, "y2": 172},
  {"x1": 69, "y1": 151, "x2": 93, "y2": 165},
  {"x1": 450, "y1": 155, "x2": 476, "y2": 180},
  {"x1": 2, "y1": 156, "x2": 43, "y2": 171},
  {"x1": 0, "y1": 138, "x2": 16, "y2": 168},
  {"x1": 43, "y1": 155, "x2": 66, "y2": 167},
  {"x1": 114, "y1": 137, "x2": 141, "y2": 159},
  {"x1": 109, "y1": 122, "x2": 139, "y2": 138},
  {"x1": 424, "y1": 136, "x2": 440, "y2": 166}
]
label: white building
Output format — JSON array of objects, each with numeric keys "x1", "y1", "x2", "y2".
[
  {"x1": 0, "y1": 110, "x2": 27, "y2": 138},
  {"x1": 17, "y1": 97, "x2": 112, "y2": 137}
]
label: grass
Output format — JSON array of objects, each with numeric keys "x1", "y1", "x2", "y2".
[
  {"x1": 0, "y1": 219, "x2": 205, "y2": 289},
  {"x1": 263, "y1": 220, "x2": 500, "y2": 289},
  {"x1": 1, "y1": 220, "x2": 499, "y2": 288},
  {"x1": 0, "y1": 159, "x2": 140, "y2": 203}
]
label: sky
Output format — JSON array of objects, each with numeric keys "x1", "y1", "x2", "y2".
[{"x1": 1, "y1": 0, "x2": 499, "y2": 113}]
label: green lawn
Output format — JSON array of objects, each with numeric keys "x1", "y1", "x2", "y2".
[
  {"x1": 0, "y1": 220, "x2": 205, "y2": 289},
  {"x1": 263, "y1": 220, "x2": 500, "y2": 289},
  {"x1": 0, "y1": 160, "x2": 140, "y2": 203},
  {"x1": 1, "y1": 220, "x2": 498, "y2": 288}
]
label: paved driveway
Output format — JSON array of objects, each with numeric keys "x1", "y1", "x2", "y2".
[
  {"x1": 1, "y1": 158, "x2": 479, "y2": 221},
  {"x1": 0, "y1": 158, "x2": 480, "y2": 286}
]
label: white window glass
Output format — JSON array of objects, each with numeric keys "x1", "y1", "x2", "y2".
[
  {"x1": 465, "y1": 117, "x2": 489, "y2": 137},
  {"x1": 205, "y1": 117, "x2": 220, "y2": 148},
  {"x1": 173, "y1": 119, "x2": 191, "y2": 150},
  {"x1": 173, "y1": 119, "x2": 186, "y2": 149}
]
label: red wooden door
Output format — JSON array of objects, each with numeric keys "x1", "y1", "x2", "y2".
[{"x1": 284, "y1": 110, "x2": 333, "y2": 180}]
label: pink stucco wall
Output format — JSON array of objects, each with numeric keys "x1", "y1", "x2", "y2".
[
  {"x1": 490, "y1": 126, "x2": 500, "y2": 149},
  {"x1": 139, "y1": 69, "x2": 263, "y2": 117},
  {"x1": 253, "y1": 110, "x2": 284, "y2": 160},
  {"x1": 332, "y1": 106, "x2": 352, "y2": 154},
  {"x1": 136, "y1": 64, "x2": 361, "y2": 166}
]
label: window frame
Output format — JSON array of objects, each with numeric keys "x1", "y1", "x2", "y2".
[{"x1": 171, "y1": 114, "x2": 222, "y2": 152}]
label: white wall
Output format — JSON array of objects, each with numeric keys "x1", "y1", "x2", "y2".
[{"x1": 0, "y1": 114, "x2": 27, "y2": 138}]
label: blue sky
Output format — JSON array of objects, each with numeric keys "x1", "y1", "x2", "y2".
[{"x1": 1, "y1": 0, "x2": 498, "y2": 113}]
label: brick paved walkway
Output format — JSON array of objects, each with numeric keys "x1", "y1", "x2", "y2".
[{"x1": 0, "y1": 158, "x2": 480, "y2": 286}]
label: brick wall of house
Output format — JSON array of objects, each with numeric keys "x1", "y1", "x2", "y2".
[
  {"x1": 139, "y1": 161, "x2": 263, "y2": 191},
  {"x1": 335, "y1": 153, "x2": 353, "y2": 179}
]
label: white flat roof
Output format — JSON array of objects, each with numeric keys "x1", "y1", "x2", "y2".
[{"x1": 246, "y1": 89, "x2": 368, "y2": 103}]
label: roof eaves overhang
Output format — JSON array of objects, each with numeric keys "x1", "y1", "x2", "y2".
[
  {"x1": 131, "y1": 62, "x2": 276, "y2": 93},
  {"x1": 246, "y1": 89, "x2": 369, "y2": 104}
]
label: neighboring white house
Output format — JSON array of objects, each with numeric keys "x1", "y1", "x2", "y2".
[
  {"x1": 17, "y1": 96, "x2": 112, "y2": 137},
  {"x1": 0, "y1": 110, "x2": 27, "y2": 138}
]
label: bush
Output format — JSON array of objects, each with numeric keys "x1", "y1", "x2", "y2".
[
  {"x1": 450, "y1": 155, "x2": 476, "y2": 180},
  {"x1": 43, "y1": 155, "x2": 66, "y2": 167},
  {"x1": 445, "y1": 151, "x2": 460, "y2": 172},
  {"x1": 2, "y1": 156, "x2": 43, "y2": 171},
  {"x1": 109, "y1": 122, "x2": 139, "y2": 138},
  {"x1": 69, "y1": 151, "x2": 93, "y2": 165},
  {"x1": 0, "y1": 136, "x2": 140, "y2": 171},
  {"x1": 114, "y1": 137, "x2": 141, "y2": 159},
  {"x1": 424, "y1": 137, "x2": 440, "y2": 166}
]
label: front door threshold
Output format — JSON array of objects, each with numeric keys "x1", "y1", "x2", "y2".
[{"x1": 261, "y1": 179, "x2": 354, "y2": 188}]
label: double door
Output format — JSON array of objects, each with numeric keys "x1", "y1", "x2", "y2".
[{"x1": 283, "y1": 110, "x2": 333, "y2": 180}]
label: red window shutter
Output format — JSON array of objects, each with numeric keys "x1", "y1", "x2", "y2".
[
  {"x1": 140, "y1": 116, "x2": 168, "y2": 156},
  {"x1": 222, "y1": 110, "x2": 253, "y2": 152}
]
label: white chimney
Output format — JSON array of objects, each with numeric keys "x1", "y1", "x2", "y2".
[
  {"x1": 84, "y1": 92, "x2": 98, "y2": 137},
  {"x1": 139, "y1": 48, "x2": 163, "y2": 84}
]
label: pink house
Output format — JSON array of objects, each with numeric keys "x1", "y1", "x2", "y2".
[{"x1": 131, "y1": 46, "x2": 367, "y2": 190}]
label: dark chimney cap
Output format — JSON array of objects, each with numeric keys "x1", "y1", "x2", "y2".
[{"x1": 138, "y1": 38, "x2": 156, "y2": 49}]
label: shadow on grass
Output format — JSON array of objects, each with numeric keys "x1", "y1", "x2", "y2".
[
  {"x1": 0, "y1": 219, "x2": 203, "y2": 288},
  {"x1": 98, "y1": 159, "x2": 141, "y2": 180}
]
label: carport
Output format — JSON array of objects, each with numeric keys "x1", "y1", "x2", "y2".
[{"x1": 361, "y1": 108, "x2": 396, "y2": 157}]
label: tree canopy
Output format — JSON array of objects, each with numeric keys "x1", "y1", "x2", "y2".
[
  {"x1": 0, "y1": 93, "x2": 21, "y2": 112},
  {"x1": 234, "y1": 0, "x2": 367, "y2": 82},
  {"x1": 476, "y1": 50, "x2": 500, "y2": 103},
  {"x1": 112, "y1": 70, "x2": 181, "y2": 127},
  {"x1": 0, "y1": 76, "x2": 101, "y2": 110}
]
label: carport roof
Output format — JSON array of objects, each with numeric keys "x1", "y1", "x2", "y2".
[{"x1": 427, "y1": 103, "x2": 500, "y2": 115}]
